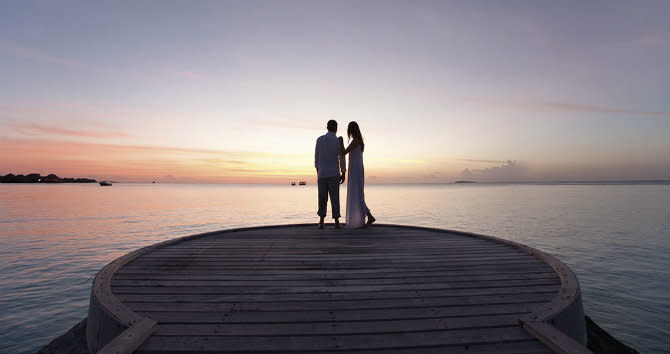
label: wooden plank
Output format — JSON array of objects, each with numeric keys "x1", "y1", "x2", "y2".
[
  {"x1": 143, "y1": 243, "x2": 517, "y2": 251},
  {"x1": 152, "y1": 245, "x2": 516, "y2": 253},
  {"x1": 154, "y1": 313, "x2": 525, "y2": 336},
  {"x1": 111, "y1": 274, "x2": 559, "y2": 288},
  {"x1": 145, "y1": 249, "x2": 519, "y2": 256},
  {"x1": 124, "y1": 292, "x2": 554, "y2": 312},
  {"x1": 138, "y1": 252, "x2": 525, "y2": 259},
  {"x1": 115, "y1": 266, "x2": 553, "y2": 277},
  {"x1": 137, "y1": 326, "x2": 535, "y2": 352},
  {"x1": 159, "y1": 244, "x2": 513, "y2": 251},
  {"x1": 138, "y1": 339, "x2": 553, "y2": 354},
  {"x1": 130, "y1": 255, "x2": 533, "y2": 265},
  {"x1": 120, "y1": 259, "x2": 548, "y2": 271},
  {"x1": 116, "y1": 265, "x2": 551, "y2": 275},
  {"x1": 315, "y1": 340, "x2": 553, "y2": 354},
  {"x1": 112, "y1": 270, "x2": 556, "y2": 282},
  {"x1": 137, "y1": 302, "x2": 545, "y2": 323},
  {"x1": 126, "y1": 254, "x2": 541, "y2": 266},
  {"x1": 157, "y1": 240, "x2": 510, "y2": 245},
  {"x1": 110, "y1": 279, "x2": 559, "y2": 294},
  {"x1": 156, "y1": 237, "x2": 506, "y2": 243},
  {"x1": 179, "y1": 230, "x2": 477, "y2": 237},
  {"x1": 166, "y1": 237, "x2": 499, "y2": 242},
  {"x1": 172, "y1": 235, "x2": 492, "y2": 241},
  {"x1": 126, "y1": 256, "x2": 542, "y2": 267},
  {"x1": 147, "y1": 241, "x2": 515, "y2": 249},
  {"x1": 135, "y1": 252, "x2": 529, "y2": 262},
  {"x1": 117, "y1": 284, "x2": 559, "y2": 303},
  {"x1": 117, "y1": 261, "x2": 551, "y2": 274}
]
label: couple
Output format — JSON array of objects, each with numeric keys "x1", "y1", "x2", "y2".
[{"x1": 315, "y1": 119, "x2": 376, "y2": 229}]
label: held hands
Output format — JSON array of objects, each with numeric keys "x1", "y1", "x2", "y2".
[{"x1": 338, "y1": 137, "x2": 345, "y2": 184}]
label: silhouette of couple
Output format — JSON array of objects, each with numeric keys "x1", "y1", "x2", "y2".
[{"x1": 315, "y1": 120, "x2": 375, "y2": 229}]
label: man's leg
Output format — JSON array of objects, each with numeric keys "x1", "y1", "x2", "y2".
[
  {"x1": 317, "y1": 178, "x2": 328, "y2": 229},
  {"x1": 327, "y1": 176, "x2": 341, "y2": 228}
]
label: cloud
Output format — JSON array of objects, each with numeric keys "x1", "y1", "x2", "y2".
[
  {"x1": 456, "y1": 158, "x2": 506, "y2": 164},
  {"x1": 423, "y1": 171, "x2": 441, "y2": 180},
  {"x1": 198, "y1": 158, "x2": 247, "y2": 165},
  {"x1": 0, "y1": 42, "x2": 162, "y2": 84},
  {"x1": 462, "y1": 98, "x2": 668, "y2": 116},
  {"x1": 161, "y1": 175, "x2": 177, "y2": 182},
  {"x1": 460, "y1": 160, "x2": 529, "y2": 182},
  {"x1": 162, "y1": 68, "x2": 230, "y2": 85},
  {"x1": 0, "y1": 42, "x2": 109, "y2": 73},
  {"x1": 10, "y1": 122, "x2": 131, "y2": 139}
]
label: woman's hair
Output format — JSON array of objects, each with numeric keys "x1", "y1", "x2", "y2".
[{"x1": 347, "y1": 121, "x2": 364, "y2": 152}]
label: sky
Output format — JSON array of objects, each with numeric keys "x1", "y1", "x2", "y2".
[{"x1": 1, "y1": 0, "x2": 668, "y2": 183}]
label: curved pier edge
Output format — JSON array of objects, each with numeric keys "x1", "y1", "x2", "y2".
[
  {"x1": 86, "y1": 223, "x2": 590, "y2": 354},
  {"x1": 387, "y1": 224, "x2": 590, "y2": 353},
  {"x1": 86, "y1": 223, "x2": 318, "y2": 353}
]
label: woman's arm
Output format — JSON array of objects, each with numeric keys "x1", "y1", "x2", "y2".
[{"x1": 343, "y1": 138, "x2": 360, "y2": 155}]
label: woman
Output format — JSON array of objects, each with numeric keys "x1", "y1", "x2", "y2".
[{"x1": 341, "y1": 121, "x2": 376, "y2": 228}]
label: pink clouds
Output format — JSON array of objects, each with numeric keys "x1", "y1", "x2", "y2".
[
  {"x1": 0, "y1": 42, "x2": 111, "y2": 73},
  {"x1": 0, "y1": 42, "x2": 164, "y2": 85}
]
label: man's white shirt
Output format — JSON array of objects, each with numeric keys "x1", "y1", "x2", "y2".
[{"x1": 315, "y1": 132, "x2": 346, "y2": 179}]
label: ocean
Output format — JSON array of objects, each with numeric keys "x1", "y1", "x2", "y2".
[{"x1": 0, "y1": 182, "x2": 668, "y2": 353}]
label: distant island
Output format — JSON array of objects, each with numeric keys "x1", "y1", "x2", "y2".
[
  {"x1": 0, "y1": 173, "x2": 97, "y2": 183},
  {"x1": 454, "y1": 180, "x2": 476, "y2": 184}
]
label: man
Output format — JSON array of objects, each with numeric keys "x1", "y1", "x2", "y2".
[{"x1": 315, "y1": 119, "x2": 346, "y2": 229}]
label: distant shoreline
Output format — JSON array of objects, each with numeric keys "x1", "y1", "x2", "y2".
[
  {"x1": 0, "y1": 173, "x2": 96, "y2": 184},
  {"x1": 1, "y1": 178, "x2": 667, "y2": 186}
]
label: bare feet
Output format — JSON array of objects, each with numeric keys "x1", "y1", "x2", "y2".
[{"x1": 366, "y1": 213, "x2": 376, "y2": 226}]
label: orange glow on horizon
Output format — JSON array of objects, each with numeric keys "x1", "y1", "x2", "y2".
[
  {"x1": 2, "y1": 136, "x2": 667, "y2": 184},
  {"x1": 0, "y1": 138, "x2": 317, "y2": 184}
]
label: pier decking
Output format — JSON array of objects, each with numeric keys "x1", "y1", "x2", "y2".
[{"x1": 87, "y1": 224, "x2": 590, "y2": 353}]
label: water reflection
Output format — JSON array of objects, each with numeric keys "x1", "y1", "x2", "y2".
[{"x1": 0, "y1": 183, "x2": 668, "y2": 353}]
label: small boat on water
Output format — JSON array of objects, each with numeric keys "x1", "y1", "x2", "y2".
[
  {"x1": 99, "y1": 181, "x2": 112, "y2": 186},
  {"x1": 299, "y1": 181, "x2": 306, "y2": 185}
]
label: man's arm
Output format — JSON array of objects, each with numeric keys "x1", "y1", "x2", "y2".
[
  {"x1": 314, "y1": 140, "x2": 320, "y2": 172},
  {"x1": 338, "y1": 151, "x2": 346, "y2": 184}
]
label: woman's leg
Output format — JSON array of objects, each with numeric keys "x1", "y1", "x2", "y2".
[{"x1": 366, "y1": 211, "x2": 376, "y2": 225}]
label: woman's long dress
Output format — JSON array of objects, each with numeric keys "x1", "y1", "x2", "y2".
[{"x1": 346, "y1": 145, "x2": 369, "y2": 228}]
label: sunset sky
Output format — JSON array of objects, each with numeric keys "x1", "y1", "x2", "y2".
[{"x1": 1, "y1": 1, "x2": 668, "y2": 183}]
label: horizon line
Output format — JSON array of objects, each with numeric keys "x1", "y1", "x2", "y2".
[{"x1": 5, "y1": 180, "x2": 663, "y2": 185}]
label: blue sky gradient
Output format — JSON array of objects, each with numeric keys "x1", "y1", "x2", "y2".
[{"x1": 1, "y1": 1, "x2": 668, "y2": 182}]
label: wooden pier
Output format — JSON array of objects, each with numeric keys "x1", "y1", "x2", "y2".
[{"x1": 87, "y1": 224, "x2": 590, "y2": 353}]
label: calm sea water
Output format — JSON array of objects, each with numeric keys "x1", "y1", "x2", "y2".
[{"x1": 0, "y1": 183, "x2": 668, "y2": 353}]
